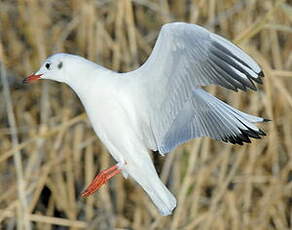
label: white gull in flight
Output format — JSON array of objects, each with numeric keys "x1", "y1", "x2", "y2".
[{"x1": 24, "y1": 22, "x2": 268, "y2": 216}]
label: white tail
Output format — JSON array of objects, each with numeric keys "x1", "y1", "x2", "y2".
[
  {"x1": 138, "y1": 175, "x2": 176, "y2": 216},
  {"x1": 127, "y1": 160, "x2": 176, "y2": 216}
]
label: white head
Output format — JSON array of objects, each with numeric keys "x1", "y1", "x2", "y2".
[
  {"x1": 24, "y1": 53, "x2": 67, "y2": 83},
  {"x1": 23, "y1": 53, "x2": 97, "y2": 84}
]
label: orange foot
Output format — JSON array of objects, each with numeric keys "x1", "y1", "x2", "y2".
[{"x1": 81, "y1": 164, "x2": 121, "y2": 197}]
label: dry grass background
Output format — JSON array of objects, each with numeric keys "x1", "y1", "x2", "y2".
[{"x1": 0, "y1": 0, "x2": 291, "y2": 229}]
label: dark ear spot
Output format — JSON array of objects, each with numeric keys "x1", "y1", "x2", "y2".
[{"x1": 57, "y1": 62, "x2": 63, "y2": 69}]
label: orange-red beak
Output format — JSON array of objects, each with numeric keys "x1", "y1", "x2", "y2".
[{"x1": 23, "y1": 73, "x2": 43, "y2": 84}]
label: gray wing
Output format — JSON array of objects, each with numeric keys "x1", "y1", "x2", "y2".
[
  {"x1": 130, "y1": 22, "x2": 264, "y2": 153},
  {"x1": 158, "y1": 88, "x2": 266, "y2": 154}
]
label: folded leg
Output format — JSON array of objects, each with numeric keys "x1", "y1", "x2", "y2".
[{"x1": 81, "y1": 164, "x2": 122, "y2": 197}]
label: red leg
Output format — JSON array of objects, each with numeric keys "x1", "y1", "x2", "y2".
[{"x1": 81, "y1": 164, "x2": 121, "y2": 197}]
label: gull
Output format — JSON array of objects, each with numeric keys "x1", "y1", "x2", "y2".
[{"x1": 23, "y1": 22, "x2": 268, "y2": 216}]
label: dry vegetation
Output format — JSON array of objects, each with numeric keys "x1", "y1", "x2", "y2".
[{"x1": 0, "y1": 0, "x2": 292, "y2": 229}]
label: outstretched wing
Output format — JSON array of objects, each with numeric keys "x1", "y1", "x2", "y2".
[
  {"x1": 158, "y1": 88, "x2": 266, "y2": 154},
  {"x1": 130, "y1": 22, "x2": 264, "y2": 153}
]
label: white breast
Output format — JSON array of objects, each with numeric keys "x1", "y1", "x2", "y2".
[{"x1": 80, "y1": 80, "x2": 141, "y2": 162}]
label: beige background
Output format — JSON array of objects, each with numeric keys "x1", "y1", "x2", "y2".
[{"x1": 0, "y1": 0, "x2": 291, "y2": 229}]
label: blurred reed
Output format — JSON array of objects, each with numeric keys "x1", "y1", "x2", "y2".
[{"x1": 0, "y1": 0, "x2": 291, "y2": 229}]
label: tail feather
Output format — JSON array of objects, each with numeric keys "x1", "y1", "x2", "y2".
[
  {"x1": 129, "y1": 166, "x2": 176, "y2": 216},
  {"x1": 145, "y1": 179, "x2": 176, "y2": 216}
]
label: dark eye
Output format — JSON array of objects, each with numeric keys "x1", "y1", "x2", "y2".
[
  {"x1": 45, "y1": 63, "x2": 51, "y2": 69},
  {"x1": 57, "y1": 62, "x2": 63, "y2": 69}
]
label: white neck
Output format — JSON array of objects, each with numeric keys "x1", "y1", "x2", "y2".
[{"x1": 64, "y1": 59, "x2": 114, "y2": 101}]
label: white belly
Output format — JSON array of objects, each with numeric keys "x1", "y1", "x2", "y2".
[{"x1": 81, "y1": 91, "x2": 142, "y2": 163}]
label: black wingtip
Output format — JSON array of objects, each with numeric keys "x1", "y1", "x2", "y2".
[
  {"x1": 259, "y1": 71, "x2": 265, "y2": 78},
  {"x1": 258, "y1": 129, "x2": 266, "y2": 136},
  {"x1": 223, "y1": 127, "x2": 267, "y2": 146},
  {"x1": 252, "y1": 76, "x2": 263, "y2": 84},
  {"x1": 263, "y1": 118, "x2": 271, "y2": 122},
  {"x1": 249, "y1": 71, "x2": 264, "y2": 85},
  {"x1": 252, "y1": 71, "x2": 264, "y2": 84}
]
